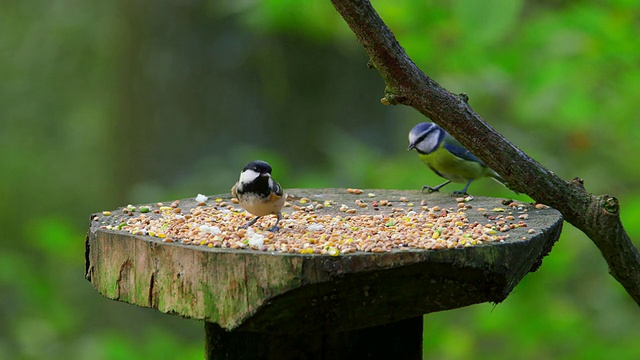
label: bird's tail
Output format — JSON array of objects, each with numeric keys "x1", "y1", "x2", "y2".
[
  {"x1": 488, "y1": 169, "x2": 520, "y2": 193},
  {"x1": 492, "y1": 173, "x2": 506, "y2": 185}
]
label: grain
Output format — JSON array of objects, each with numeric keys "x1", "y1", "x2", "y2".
[{"x1": 98, "y1": 193, "x2": 546, "y2": 256}]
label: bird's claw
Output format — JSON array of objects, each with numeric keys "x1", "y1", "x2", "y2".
[
  {"x1": 239, "y1": 224, "x2": 279, "y2": 232},
  {"x1": 451, "y1": 190, "x2": 469, "y2": 196},
  {"x1": 421, "y1": 186, "x2": 438, "y2": 193}
]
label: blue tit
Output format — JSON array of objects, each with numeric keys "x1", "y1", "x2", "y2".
[
  {"x1": 231, "y1": 160, "x2": 285, "y2": 232},
  {"x1": 407, "y1": 122, "x2": 504, "y2": 195}
]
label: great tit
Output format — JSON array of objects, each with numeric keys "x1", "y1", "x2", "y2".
[
  {"x1": 407, "y1": 122, "x2": 504, "y2": 195},
  {"x1": 231, "y1": 160, "x2": 285, "y2": 232}
]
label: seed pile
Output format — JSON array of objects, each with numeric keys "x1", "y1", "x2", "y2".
[{"x1": 93, "y1": 190, "x2": 545, "y2": 256}]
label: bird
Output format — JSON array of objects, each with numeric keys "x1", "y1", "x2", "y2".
[
  {"x1": 407, "y1": 122, "x2": 505, "y2": 195},
  {"x1": 231, "y1": 160, "x2": 285, "y2": 232}
]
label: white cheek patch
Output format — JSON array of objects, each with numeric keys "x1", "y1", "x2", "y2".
[
  {"x1": 239, "y1": 169, "x2": 261, "y2": 184},
  {"x1": 417, "y1": 131, "x2": 441, "y2": 154},
  {"x1": 408, "y1": 131, "x2": 421, "y2": 147}
]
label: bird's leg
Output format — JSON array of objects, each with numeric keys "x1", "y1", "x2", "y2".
[
  {"x1": 452, "y1": 179, "x2": 474, "y2": 195},
  {"x1": 239, "y1": 216, "x2": 261, "y2": 229},
  {"x1": 422, "y1": 180, "x2": 451, "y2": 193},
  {"x1": 267, "y1": 212, "x2": 282, "y2": 232}
]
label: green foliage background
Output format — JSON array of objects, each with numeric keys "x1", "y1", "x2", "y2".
[{"x1": 1, "y1": 0, "x2": 639, "y2": 359}]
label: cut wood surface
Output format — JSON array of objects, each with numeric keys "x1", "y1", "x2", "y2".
[{"x1": 85, "y1": 188, "x2": 562, "y2": 333}]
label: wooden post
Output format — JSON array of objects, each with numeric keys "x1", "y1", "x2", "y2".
[
  {"x1": 204, "y1": 317, "x2": 423, "y2": 360},
  {"x1": 85, "y1": 189, "x2": 562, "y2": 358}
]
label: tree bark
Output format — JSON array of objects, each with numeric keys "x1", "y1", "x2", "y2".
[{"x1": 329, "y1": 0, "x2": 640, "y2": 305}]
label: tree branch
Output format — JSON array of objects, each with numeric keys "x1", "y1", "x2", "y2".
[{"x1": 330, "y1": 0, "x2": 640, "y2": 305}]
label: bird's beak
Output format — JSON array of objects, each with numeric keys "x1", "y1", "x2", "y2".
[{"x1": 407, "y1": 143, "x2": 415, "y2": 151}]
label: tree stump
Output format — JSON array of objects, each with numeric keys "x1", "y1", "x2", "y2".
[{"x1": 85, "y1": 189, "x2": 562, "y2": 359}]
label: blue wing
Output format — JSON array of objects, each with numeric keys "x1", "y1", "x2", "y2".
[{"x1": 442, "y1": 134, "x2": 486, "y2": 166}]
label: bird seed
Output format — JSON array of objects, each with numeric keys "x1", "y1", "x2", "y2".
[{"x1": 95, "y1": 191, "x2": 549, "y2": 256}]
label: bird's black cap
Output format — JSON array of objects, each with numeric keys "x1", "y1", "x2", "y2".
[{"x1": 243, "y1": 160, "x2": 273, "y2": 174}]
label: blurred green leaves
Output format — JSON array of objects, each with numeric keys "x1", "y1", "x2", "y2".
[
  {"x1": 24, "y1": 217, "x2": 81, "y2": 264},
  {"x1": 97, "y1": 329, "x2": 202, "y2": 360},
  {"x1": 453, "y1": 0, "x2": 523, "y2": 46},
  {"x1": 1, "y1": 0, "x2": 640, "y2": 359},
  {"x1": 237, "y1": 0, "x2": 351, "y2": 41}
]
